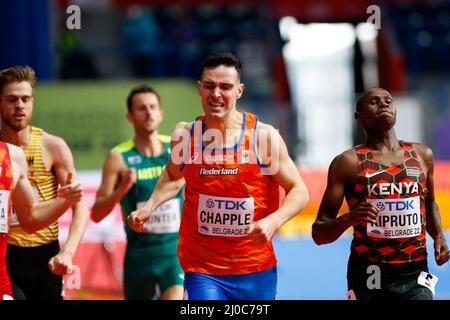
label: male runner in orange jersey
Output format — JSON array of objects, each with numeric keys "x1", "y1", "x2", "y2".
[
  {"x1": 312, "y1": 88, "x2": 449, "y2": 300},
  {"x1": 0, "y1": 141, "x2": 82, "y2": 300},
  {"x1": 0, "y1": 66, "x2": 90, "y2": 300},
  {"x1": 128, "y1": 52, "x2": 309, "y2": 300}
]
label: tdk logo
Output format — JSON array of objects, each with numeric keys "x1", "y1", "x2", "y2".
[
  {"x1": 384, "y1": 200, "x2": 415, "y2": 211},
  {"x1": 206, "y1": 199, "x2": 215, "y2": 208},
  {"x1": 208, "y1": 199, "x2": 247, "y2": 210}
]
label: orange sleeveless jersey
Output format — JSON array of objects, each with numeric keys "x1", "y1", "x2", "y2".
[
  {"x1": 0, "y1": 142, "x2": 14, "y2": 298},
  {"x1": 179, "y1": 112, "x2": 279, "y2": 275}
]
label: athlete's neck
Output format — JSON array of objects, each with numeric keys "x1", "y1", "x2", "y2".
[
  {"x1": 204, "y1": 110, "x2": 243, "y2": 132},
  {"x1": 0, "y1": 124, "x2": 31, "y2": 150},
  {"x1": 366, "y1": 129, "x2": 401, "y2": 152},
  {"x1": 133, "y1": 130, "x2": 164, "y2": 157},
  {"x1": 202, "y1": 111, "x2": 243, "y2": 148}
]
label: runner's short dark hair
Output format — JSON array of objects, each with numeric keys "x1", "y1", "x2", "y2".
[
  {"x1": 127, "y1": 85, "x2": 161, "y2": 112},
  {"x1": 200, "y1": 52, "x2": 242, "y2": 80}
]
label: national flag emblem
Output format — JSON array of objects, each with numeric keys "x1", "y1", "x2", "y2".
[
  {"x1": 128, "y1": 155, "x2": 141, "y2": 164},
  {"x1": 241, "y1": 150, "x2": 250, "y2": 164},
  {"x1": 406, "y1": 166, "x2": 419, "y2": 177}
]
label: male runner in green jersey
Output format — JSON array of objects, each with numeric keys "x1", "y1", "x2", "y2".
[{"x1": 92, "y1": 85, "x2": 183, "y2": 300}]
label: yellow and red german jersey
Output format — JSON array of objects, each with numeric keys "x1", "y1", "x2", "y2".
[
  {"x1": 346, "y1": 141, "x2": 428, "y2": 265},
  {"x1": 179, "y1": 112, "x2": 279, "y2": 275},
  {"x1": 0, "y1": 142, "x2": 14, "y2": 298}
]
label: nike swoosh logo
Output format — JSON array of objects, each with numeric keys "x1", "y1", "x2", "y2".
[{"x1": 365, "y1": 170, "x2": 386, "y2": 178}]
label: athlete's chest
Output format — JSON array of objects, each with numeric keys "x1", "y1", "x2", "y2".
[
  {"x1": 353, "y1": 161, "x2": 427, "y2": 199},
  {"x1": 125, "y1": 152, "x2": 168, "y2": 182}
]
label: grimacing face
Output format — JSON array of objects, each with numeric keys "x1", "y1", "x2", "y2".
[
  {"x1": 197, "y1": 65, "x2": 244, "y2": 119},
  {"x1": 0, "y1": 81, "x2": 34, "y2": 131},
  {"x1": 127, "y1": 92, "x2": 163, "y2": 135},
  {"x1": 356, "y1": 88, "x2": 396, "y2": 131}
]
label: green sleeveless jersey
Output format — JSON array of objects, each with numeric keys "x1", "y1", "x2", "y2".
[{"x1": 114, "y1": 135, "x2": 182, "y2": 256}]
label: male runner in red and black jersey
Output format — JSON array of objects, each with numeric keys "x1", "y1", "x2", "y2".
[{"x1": 312, "y1": 88, "x2": 449, "y2": 300}]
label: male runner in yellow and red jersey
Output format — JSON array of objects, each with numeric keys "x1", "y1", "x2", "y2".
[
  {"x1": 128, "y1": 52, "x2": 309, "y2": 300},
  {"x1": 313, "y1": 88, "x2": 449, "y2": 300}
]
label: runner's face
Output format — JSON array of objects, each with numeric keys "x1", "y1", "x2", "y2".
[
  {"x1": 357, "y1": 89, "x2": 396, "y2": 130},
  {"x1": 128, "y1": 92, "x2": 163, "y2": 135},
  {"x1": 0, "y1": 81, "x2": 33, "y2": 131},
  {"x1": 197, "y1": 65, "x2": 244, "y2": 119}
]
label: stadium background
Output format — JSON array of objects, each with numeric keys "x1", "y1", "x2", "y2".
[{"x1": 0, "y1": 0, "x2": 449, "y2": 299}]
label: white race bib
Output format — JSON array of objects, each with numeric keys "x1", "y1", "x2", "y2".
[
  {"x1": 137, "y1": 198, "x2": 181, "y2": 234},
  {"x1": 367, "y1": 196, "x2": 421, "y2": 239},
  {"x1": 197, "y1": 194, "x2": 254, "y2": 237},
  {"x1": 417, "y1": 271, "x2": 438, "y2": 295},
  {"x1": 0, "y1": 190, "x2": 10, "y2": 234}
]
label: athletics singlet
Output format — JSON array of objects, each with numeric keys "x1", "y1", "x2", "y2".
[
  {"x1": 115, "y1": 135, "x2": 182, "y2": 254},
  {"x1": 180, "y1": 112, "x2": 279, "y2": 275},
  {"x1": 347, "y1": 142, "x2": 428, "y2": 268},
  {"x1": 0, "y1": 142, "x2": 14, "y2": 299},
  {"x1": 8, "y1": 127, "x2": 59, "y2": 247},
  {"x1": 116, "y1": 136, "x2": 184, "y2": 299}
]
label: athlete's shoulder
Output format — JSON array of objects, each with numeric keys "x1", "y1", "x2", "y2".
[
  {"x1": 6, "y1": 144, "x2": 26, "y2": 176},
  {"x1": 329, "y1": 148, "x2": 358, "y2": 175},
  {"x1": 108, "y1": 140, "x2": 131, "y2": 165},
  {"x1": 5, "y1": 144, "x2": 26, "y2": 184},
  {"x1": 255, "y1": 120, "x2": 273, "y2": 130},
  {"x1": 174, "y1": 121, "x2": 193, "y2": 132},
  {"x1": 409, "y1": 141, "x2": 432, "y2": 153},
  {"x1": 41, "y1": 131, "x2": 75, "y2": 166},
  {"x1": 112, "y1": 139, "x2": 134, "y2": 153},
  {"x1": 337, "y1": 148, "x2": 358, "y2": 162},
  {"x1": 41, "y1": 130, "x2": 69, "y2": 151},
  {"x1": 6, "y1": 143, "x2": 25, "y2": 160},
  {"x1": 255, "y1": 120, "x2": 282, "y2": 140},
  {"x1": 171, "y1": 121, "x2": 194, "y2": 143},
  {"x1": 103, "y1": 147, "x2": 128, "y2": 171},
  {"x1": 158, "y1": 134, "x2": 171, "y2": 143},
  {"x1": 409, "y1": 141, "x2": 434, "y2": 162}
]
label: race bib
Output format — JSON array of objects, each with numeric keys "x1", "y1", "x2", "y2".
[
  {"x1": 197, "y1": 194, "x2": 254, "y2": 237},
  {"x1": 367, "y1": 196, "x2": 421, "y2": 239},
  {"x1": 137, "y1": 198, "x2": 181, "y2": 234},
  {"x1": 0, "y1": 190, "x2": 10, "y2": 234},
  {"x1": 417, "y1": 271, "x2": 438, "y2": 295}
]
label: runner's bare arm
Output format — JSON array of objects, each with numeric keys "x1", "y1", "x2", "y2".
[
  {"x1": 92, "y1": 150, "x2": 134, "y2": 222},
  {"x1": 143, "y1": 121, "x2": 189, "y2": 211},
  {"x1": 415, "y1": 143, "x2": 449, "y2": 266},
  {"x1": 127, "y1": 122, "x2": 189, "y2": 232},
  {"x1": 45, "y1": 134, "x2": 89, "y2": 273},
  {"x1": 247, "y1": 124, "x2": 309, "y2": 244},
  {"x1": 9, "y1": 144, "x2": 82, "y2": 233},
  {"x1": 312, "y1": 150, "x2": 379, "y2": 245}
]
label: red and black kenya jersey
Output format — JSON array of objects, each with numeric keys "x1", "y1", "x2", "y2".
[{"x1": 345, "y1": 141, "x2": 428, "y2": 264}]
